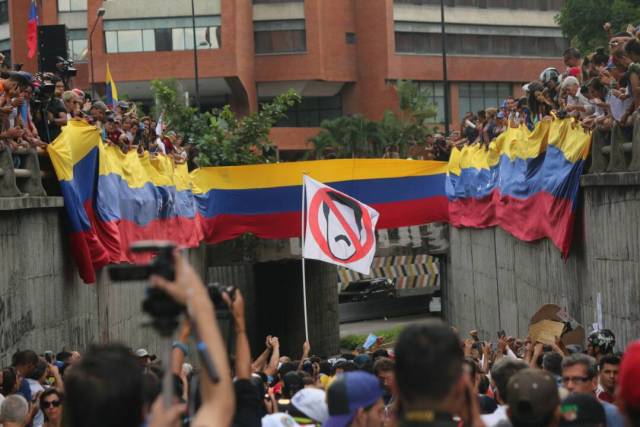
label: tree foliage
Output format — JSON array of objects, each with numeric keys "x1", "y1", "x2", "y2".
[
  {"x1": 556, "y1": 0, "x2": 640, "y2": 53},
  {"x1": 309, "y1": 80, "x2": 438, "y2": 159},
  {"x1": 150, "y1": 79, "x2": 301, "y2": 166}
]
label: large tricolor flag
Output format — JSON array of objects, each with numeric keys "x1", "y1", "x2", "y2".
[
  {"x1": 27, "y1": 0, "x2": 38, "y2": 59},
  {"x1": 105, "y1": 62, "x2": 119, "y2": 108},
  {"x1": 446, "y1": 118, "x2": 591, "y2": 257},
  {"x1": 302, "y1": 176, "x2": 379, "y2": 275}
]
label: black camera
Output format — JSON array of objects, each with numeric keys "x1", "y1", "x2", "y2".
[
  {"x1": 55, "y1": 57, "x2": 77, "y2": 78},
  {"x1": 108, "y1": 240, "x2": 176, "y2": 282}
]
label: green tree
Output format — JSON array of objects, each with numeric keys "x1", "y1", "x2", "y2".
[
  {"x1": 150, "y1": 79, "x2": 301, "y2": 166},
  {"x1": 309, "y1": 80, "x2": 437, "y2": 159},
  {"x1": 556, "y1": 0, "x2": 640, "y2": 53}
]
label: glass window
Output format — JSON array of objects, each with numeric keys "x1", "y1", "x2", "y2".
[
  {"x1": 117, "y1": 30, "x2": 143, "y2": 53},
  {"x1": 105, "y1": 31, "x2": 118, "y2": 53},
  {"x1": 265, "y1": 95, "x2": 342, "y2": 127},
  {"x1": 416, "y1": 81, "x2": 447, "y2": 123},
  {"x1": 155, "y1": 28, "x2": 172, "y2": 52},
  {"x1": 142, "y1": 29, "x2": 155, "y2": 52},
  {"x1": 254, "y1": 30, "x2": 307, "y2": 54},
  {"x1": 104, "y1": 26, "x2": 220, "y2": 53},
  {"x1": 458, "y1": 83, "x2": 512, "y2": 119},
  {"x1": 395, "y1": 32, "x2": 567, "y2": 57},
  {"x1": 69, "y1": 39, "x2": 87, "y2": 62},
  {"x1": 253, "y1": 0, "x2": 304, "y2": 3},
  {"x1": 0, "y1": 1, "x2": 8, "y2": 25},
  {"x1": 58, "y1": 0, "x2": 86, "y2": 12},
  {"x1": 172, "y1": 28, "x2": 185, "y2": 51}
]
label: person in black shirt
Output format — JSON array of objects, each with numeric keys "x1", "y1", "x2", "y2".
[{"x1": 45, "y1": 78, "x2": 67, "y2": 143}]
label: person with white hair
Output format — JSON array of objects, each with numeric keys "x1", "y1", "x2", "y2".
[
  {"x1": 0, "y1": 394, "x2": 29, "y2": 427},
  {"x1": 562, "y1": 76, "x2": 594, "y2": 119}
]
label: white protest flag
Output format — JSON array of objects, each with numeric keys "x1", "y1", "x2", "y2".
[{"x1": 302, "y1": 176, "x2": 379, "y2": 275}]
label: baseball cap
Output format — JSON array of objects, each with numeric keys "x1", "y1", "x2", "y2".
[
  {"x1": 91, "y1": 101, "x2": 108, "y2": 113},
  {"x1": 135, "y1": 348, "x2": 149, "y2": 358},
  {"x1": 291, "y1": 388, "x2": 328, "y2": 423},
  {"x1": 507, "y1": 368, "x2": 559, "y2": 424},
  {"x1": 559, "y1": 393, "x2": 605, "y2": 427},
  {"x1": 262, "y1": 413, "x2": 300, "y2": 427},
  {"x1": 325, "y1": 371, "x2": 384, "y2": 427},
  {"x1": 497, "y1": 111, "x2": 506, "y2": 119},
  {"x1": 619, "y1": 340, "x2": 640, "y2": 410}
]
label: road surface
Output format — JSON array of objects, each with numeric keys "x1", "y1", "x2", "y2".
[{"x1": 339, "y1": 314, "x2": 436, "y2": 337}]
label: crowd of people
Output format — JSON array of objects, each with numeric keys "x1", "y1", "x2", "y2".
[
  {"x1": 0, "y1": 62, "x2": 191, "y2": 169},
  {"x1": 0, "y1": 250, "x2": 639, "y2": 427},
  {"x1": 452, "y1": 23, "x2": 640, "y2": 150},
  {"x1": 398, "y1": 21, "x2": 640, "y2": 161}
]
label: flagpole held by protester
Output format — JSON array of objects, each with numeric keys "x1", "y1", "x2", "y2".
[{"x1": 300, "y1": 173, "x2": 310, "y2": 342}]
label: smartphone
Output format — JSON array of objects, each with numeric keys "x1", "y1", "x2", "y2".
[{"x1": 497, "y1": 330, "x2": 506, "y2": 339}]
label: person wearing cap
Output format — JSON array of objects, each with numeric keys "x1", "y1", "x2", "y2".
[
  {"x1": 559, "y1": 393, "x2": 606, "y2": 427},
  {"x1": 505, "y1": 368, "x2": 560, "y2": 427},
  {"x1": 289, "y1": 387, "x2": 328, "y2": 425},
  {"x1": 325, "y1": 371, "x2": 384, "y2": 427},
  {"x1": 615, "y1": 340, "x2": 640, "y2": 427},
  {"x1": 561, "y1": 354, "x2": 624, "y2": 427},
  {"x1": 135, "y1": 348, "x2": 151, "y2": 368}
]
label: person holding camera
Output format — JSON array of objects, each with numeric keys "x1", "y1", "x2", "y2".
[{"x1": 149, "y1": 251, "x2": 236, "y2": 427}]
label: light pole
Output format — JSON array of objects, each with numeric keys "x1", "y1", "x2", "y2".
[
  {"x1": 190, "y1": 0, "x2": 201, "y2": 110},
  {"x1": 439, "y1": 0, "x2": 450, "y2": 136},
  {"x1": 89, "y1": 7, "x2": 106, "y2": 100}
]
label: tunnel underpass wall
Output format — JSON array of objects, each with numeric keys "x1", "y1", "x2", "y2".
[
  {"x1": 447, "y1": 177, "x2": 640, "y2": 350},
  {"x1": 0, "y1": 198, "x2": 208, "y2": 364}
]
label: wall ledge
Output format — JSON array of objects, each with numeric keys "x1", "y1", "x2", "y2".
[
  {"x1": 581, "y1": 172, "x2": 640, "y2": 187},
  {"x1": 0, "y1": 197, "x2": 64, "y2": 211}
]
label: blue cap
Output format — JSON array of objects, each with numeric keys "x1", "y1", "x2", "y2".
[
  {"x1": 497, "y1": 111, "x2": 506, "y2": 119},
  {"x1": 324, "y1": 371, "x2": 384, "y2": 427}
]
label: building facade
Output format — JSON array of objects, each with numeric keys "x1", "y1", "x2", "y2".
[{"x1": 6, "y1": 0, "x2": 566, "y2": 156}]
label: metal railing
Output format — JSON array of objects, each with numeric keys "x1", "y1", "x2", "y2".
[{"x1": 589, "y1": 115, "x2": 640, "y2": 173}]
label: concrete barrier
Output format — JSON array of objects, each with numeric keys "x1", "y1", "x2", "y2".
[{"x1": 446, "y1": 172, "x2": 640, "y2": 350}]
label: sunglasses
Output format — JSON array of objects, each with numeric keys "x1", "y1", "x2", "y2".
[{"x1": 42, "y1": 400, "x2": 61, "y2": 409}]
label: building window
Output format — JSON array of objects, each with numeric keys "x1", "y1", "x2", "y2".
[
  {"x1": 104, "y1": 27, "x2": 219, "y2": 53},
  {"x1": 346, "y1": 32, "x2": 356, "y2": 44},
  {"x1": 254, "y1": 30, "x2": 306, "y2": 54},
  {"x1": 393, "y1": 0, "x2": 564, "y2": 9},
  {"x1": 253, "y1": 0, "x2": 304, "y2": 3},
  {"x1": 254, "y1": 20, "x2": 306, "y2": 54},
  {"x1": 458, "y1": 82, "x2": 511, "y2": 119},
  {"x1": 155, "y1": 28, "x2": 172, "y2": 52},
  {"x1": 58, "y1": 0, "x2": 87, "y2": 12},
  {"x1": 415, "y1": 82, "x2": 446, "y2": 123},
  {"x1": 0, "y1": 1, "x2": 8, "y2": 25},
  {"x1": 395, "y1": 32, "x2": 567, "y2": 57},
  {"x1": 263, "y1": 95, "x2": 342, "y2": 127},
  {"x1": 69, "y1": 39, "x2": 87, "y2": 61}
]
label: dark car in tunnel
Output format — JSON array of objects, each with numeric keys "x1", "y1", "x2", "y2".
[{"x1": 338, "y1": 278, "x2": 397, "y2": 303}]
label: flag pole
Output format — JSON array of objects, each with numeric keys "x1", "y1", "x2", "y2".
[{"x1": 301, "y1": 174, "x2": 309, "y2": 342}]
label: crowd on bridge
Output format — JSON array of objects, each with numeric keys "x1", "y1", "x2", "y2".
[
  {"x1": 0, "y1": 58, "x2": 193, "y2": 171},
  {"x1": 0, "y1": 249, "x2": 639, "y2": 427},
  {"x1": 396, "y1": 22, "x2": 640, "y2": 161}
]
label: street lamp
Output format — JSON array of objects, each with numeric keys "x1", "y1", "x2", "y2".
[
  {"x1": 89, "y1": 7, "x2": 106, "y2": 100},
  {"x1": 190, "y1": 0, "x2": 201, "y2": 110},
  {"x1": 439, "y1": 0, "x2": 450, "y2": 136}
]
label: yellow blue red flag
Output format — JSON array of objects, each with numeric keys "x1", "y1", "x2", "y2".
[{"x1": 105, "y1": 62, "x2": 118, "y2": 108}]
